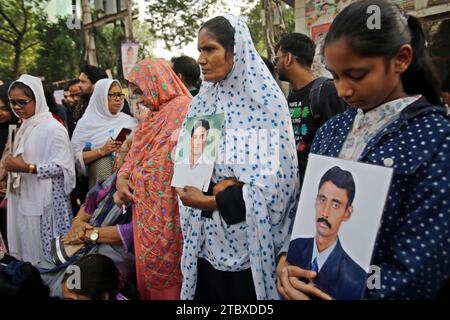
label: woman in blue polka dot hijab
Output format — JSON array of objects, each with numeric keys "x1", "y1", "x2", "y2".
[{"x1": 176, "y1": 15, "x2": 300, "y2": 300}]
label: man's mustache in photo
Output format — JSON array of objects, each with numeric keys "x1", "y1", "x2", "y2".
[{"x1": 317, "y1": 216, "x2": 332, "y2": 229}]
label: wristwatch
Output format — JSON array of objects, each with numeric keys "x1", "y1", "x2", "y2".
[{"x1": 89, "y1": 228, "x2": 99, "y2": 244}]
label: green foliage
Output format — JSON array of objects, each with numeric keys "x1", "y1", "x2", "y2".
[
  {"x1": 0, "y1": 0, "x2": 47, "y2": 79},
  {"x1": 241, "y1": 0, "x2": 265, "y2": 54},
  {"x1": 0, "y1": 6, "x2": 156, "y2": 84},
  {"x1": 0, "y1": 42, "x2": 18, "y2": 80},
  {"x1": 241, "y1": 0, "x2": 294, "y2": 57},
  {"x1": 94, "y1": 20, "x2": 157, "y2": 80},
  {"x1": 0, "y1": 0, "x2": 297, "y2": 84},
  {"x1": 144, "y1": 0, "x2": 223, "y2": 50},
  {"x1": 282, "y1": 2, "x2": 295, "y2": 36},
  {"x1": 29, "y1": 18, "x2": 83, "y2": 83},
  {"x1": 95, "y1": 22, "x2": 125, "y2": 78},
  {"x1": 133, "y1": 20, "x2": 156, "y2": 61}
]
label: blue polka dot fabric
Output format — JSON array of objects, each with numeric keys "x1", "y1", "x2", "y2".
[
  {"x1": 178, "y1": 15, "x2": 300, "y2": 299},
  {"x1": 311, "y1": 98, "x2": 450, "y2": 299},
  {"x1": 37, "y1": 163, "x2": 73, "y2": 256}
]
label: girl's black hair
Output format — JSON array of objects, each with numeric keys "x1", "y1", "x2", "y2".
[
  {"x1": 323, "y1": 0, "x2": 441, "y2": 106},
  {"x1": 62, "y1": 254, "x2": 119, "y2": 300},
  {"x1": 199, "y1": 16, "x2": 235, "y2": 56},
  {"x1": 9, "y1": 82, "x2": 36, "y2": 101}
]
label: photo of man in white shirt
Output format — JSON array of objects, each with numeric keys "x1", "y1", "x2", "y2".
[{"x1": 172, "y1": 119, "x2": 214, "y2": 192}]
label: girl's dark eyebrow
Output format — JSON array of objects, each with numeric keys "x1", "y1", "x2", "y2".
[
  {"x1": 326, "y1": 67, "x2": 369, "y2": 74},
  {"x1": 346, "y1": 68, "x2": 369, "y2": 73}
]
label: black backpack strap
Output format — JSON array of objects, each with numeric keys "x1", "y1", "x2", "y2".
[{"x1": 308, "y1": 77, "x2": 331, "y2": 118}]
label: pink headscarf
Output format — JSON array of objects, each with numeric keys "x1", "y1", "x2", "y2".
[{"x1": 119, "y1": 58, "x2": 191, "y2": 298}]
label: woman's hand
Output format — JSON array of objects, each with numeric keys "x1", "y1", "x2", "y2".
[
  {"x1": 63, "y1": 209, "x2": 91, "y2": 245},
  {"x1": 69, "y1": 217, "x2": 87, "y2": 236},
  {"x1": 99, "y1": 139, "x2": 122, "y2": 156},
  {"x1": 113, "y1": 191, "x2": 125, "y2": 207},
  {"x1": 276, "y1": 254, "x2": 333, "y2": 300},
  {"x1": 62, "y1": 221, "x2": 89, "y2": 245},
  {"x1": 80, "y1": 223, "x2": 94, "y2": 242},
  {"x1": 62, "y1": 222, "x2": 95, "y2": 245},
  {"x1": 61, "y1": 234, "x2": 84, "y2": 245},
  {"x1": 2, "y1": 155, "x2": 29, "y2": 173},
  {"x1": 176, "y1": 186, "x2": 216, "y2": 211},
  {"x1": 115, "y1": 175, "x2": 134, "y2": 204},
  {"x1": 213, "y1": 177, "x2": 242, "y2": 196},
  {"x1": 135, "y1": 103, "x2": 149, "y2": 123}
]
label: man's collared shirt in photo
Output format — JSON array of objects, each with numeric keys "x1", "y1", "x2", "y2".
[{"x1": 312, "y1": 237, "x2": 337, "y2": 271}]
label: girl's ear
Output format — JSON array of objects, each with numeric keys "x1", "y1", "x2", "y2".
[{"x1": 394, "y1": 44, "x2": 413, "y2": 74}]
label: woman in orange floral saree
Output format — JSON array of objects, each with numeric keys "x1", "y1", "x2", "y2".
[{"x1": 116, "y1": 58, "x2": 191, "y2": 299}]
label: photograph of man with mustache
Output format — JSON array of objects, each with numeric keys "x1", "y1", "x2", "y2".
[{"x1": 287, "y1": 166, "x2": 367, "y2": 299}]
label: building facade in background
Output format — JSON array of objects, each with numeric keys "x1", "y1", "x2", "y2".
[
  {"x1": 283, "y1": 0, "x2": 450, "y2": 77},
  {"x1": 289, "y1": 0, "x2": 450, "y2": 35}
]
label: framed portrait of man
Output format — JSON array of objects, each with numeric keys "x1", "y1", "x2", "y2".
[
  {"x1": 287, "y1": 154, "x2": 393, "y2": 300},
  {"x1": 171, "y1": 113, "x2": 224, "y2": 192}
]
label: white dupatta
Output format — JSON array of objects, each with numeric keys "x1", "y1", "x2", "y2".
[
  {"x1": 6, "y1": 74, "x2": 75, "y2": 264},
  {"x1": 8, "y1": 74, "x2": 75, "y2": 196},
  {"x1": 178, "y1": 16, "x2": 300, "y2": 299},
  {"x1": 71, "y1": 79, "x2": 137, "y2": 153}
]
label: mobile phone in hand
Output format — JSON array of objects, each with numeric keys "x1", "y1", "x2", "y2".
[{"x1": 115, "y1": 128, "x2": 132, "y2": 143}]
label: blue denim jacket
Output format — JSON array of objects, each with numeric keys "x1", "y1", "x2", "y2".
[{"x1": 310, "y1": 97, "x2": 450, "y2": 299}]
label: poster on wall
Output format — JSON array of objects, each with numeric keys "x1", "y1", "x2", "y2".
[
  {"x1": 311, "y1": 22, "x2": 332, "y2": 42},
  {"x1": 306, "y1": 0, "x2": 354, "y2": 28},
  {"x1": 392, "y1": 0, "x2": 416, "y2": 10},
  {"x1": 423, "y1": 0, "x2": 450, "y2": 6},
  {"x1": 310, "y1": 22, "x2": 333, "y2": 78},
  {"x1": 304, "y1": 0, "x2": 438, "y2": 30},
  {"x1": 121, "y1": 42, "x2": 140, "y2": 80}
]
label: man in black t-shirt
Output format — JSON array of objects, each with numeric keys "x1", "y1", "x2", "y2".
[{"x1": 274, "y1": 33, "x2": 347, "y2": 183}]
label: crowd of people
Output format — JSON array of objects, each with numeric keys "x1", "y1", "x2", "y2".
[{"x1": 0, "y1": 0, "x2": 450, "y2": 300}]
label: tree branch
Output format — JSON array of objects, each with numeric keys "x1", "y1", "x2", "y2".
[
  {"x1": 21, "y1": 0, "x2": 28, "y2": 35},
  {"x1": 0, "y1": 24, "x2": 18, "y2": 38},
  {"x1": 0, "y1": 34, "x2": 15, "y2": 46},
  {"x1": 0, "y1": 4, "x2": 21, "y2": 36},
  {"x1": 21, "y1": 40, "x2": 40, "y2": 52}
]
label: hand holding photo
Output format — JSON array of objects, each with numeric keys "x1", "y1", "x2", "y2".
[{"x1": 287, "y1": 154, "x2": 393, "y2": 300}]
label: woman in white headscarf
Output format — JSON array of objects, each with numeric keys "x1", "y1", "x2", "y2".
[
  {"x1": 176, "y1": 15, "x2": 300, "y2": 300},
  {"x1": 71, "y1": 79, "x2": 137, "y2": 188},
  {"x1": 3, "y1": 74, "x2": 76, "y2": 265}
]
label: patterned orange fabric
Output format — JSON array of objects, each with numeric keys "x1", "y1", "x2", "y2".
[{"x1": 119, "y1": 58, "x2": 191, "y2": 299}]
